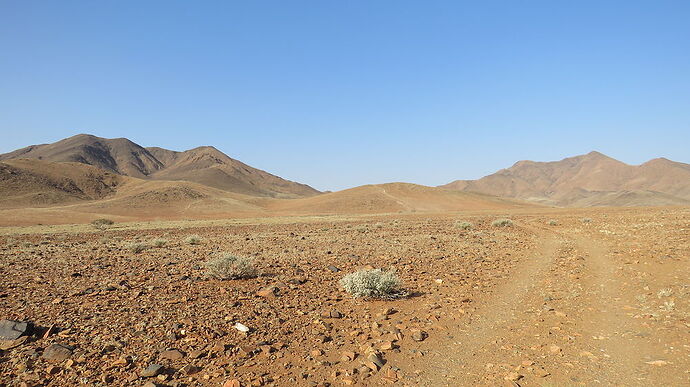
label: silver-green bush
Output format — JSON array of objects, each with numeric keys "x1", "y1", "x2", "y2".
[
  {"x1": 492, "y1": 218, "x2": 513, "y2": 227},
  {"x1": 340, "y1": 269, "x2": 402, "y2": 299},
  {"x1": 205, "y1": 254, "x2": 257, "y2": 280},
  {"x1": 127, "y1": 242, "x2": 148, "y2": 254},
  {"x1": 455, "y1": 221, "x2": 473, "y2": 230},
  {"x1": 185, "y1": 235, "x2": 202, "y2": 245},
  {"x1": 152, "y1": 238, "x2": 168, "y2": 248}
]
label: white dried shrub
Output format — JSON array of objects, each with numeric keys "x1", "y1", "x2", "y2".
[
  {"x1": 185, "y1": 235, "x2": 202, "y2": 245},
  {"x1": 455, "y1": 221, "x2": 473, "y2": 230},
  {"x1": 340, "y1": 269, "x2": 403, "y2": 299},
  {"x1": 205, "y1": 254, "x2": 257, "y2": 280},
  {"x1": 128, "y1": 242, "x2": 148, "y2": 254},
  {"x1": 492, "y1": 219, "x2": 513, "y2": 227},
  {"x1": 152, "y1": 238, "x2": 168, "y2": 248}
]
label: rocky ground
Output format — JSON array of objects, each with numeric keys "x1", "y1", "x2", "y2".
[{"x1": 0, "y1": 207, "x2": 688, "y2": 386}]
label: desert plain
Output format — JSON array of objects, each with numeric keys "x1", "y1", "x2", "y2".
[{"x1": 1, "y1": 206, "x2": 688, "y2": 386}]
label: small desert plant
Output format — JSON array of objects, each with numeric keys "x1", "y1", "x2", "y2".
[
  {"x1": 492, "y1": 218, "x2": 513, "y2": 227},
  {"x1": 91, "y1": 218, "x2": 114, "y2": 230},
  {"x1": 185, "y1": 235, "x2": 202, "y2": 245},
  {"x1": 340, "y1": 268, "x2": 403, "y2": 299},
  {"x1": 127, "y1": 242, "x2": 148, "y2": 254},
  {"x1": 152, "y1": 238, "x2": 168, "y2": 248},
  {"x1": 205, "y1": 254, "x2": 257, "y2": 280},
  {"x1": 580, "y1": 218, "x2": 592, "y2": 224},
  {"x1": 356, "y1": 226, "x2": 367, "y2": 233},
  {"x1": 455, "y1": 221, "x2": 473, "y2": 230},
  {"x1": 374, "y1": 223, "x2": 384, "y2": 229},
  {"x1": 548, "y1": 220, "x2": 558, "y2": 226}
]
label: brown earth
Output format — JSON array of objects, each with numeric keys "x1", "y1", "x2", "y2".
[
  {"x1": 0, "y1": 207, "x2": 688, "y2": 386},
  {"x1": 441, "y1": 151, "x2": 690, "y2": 207}
]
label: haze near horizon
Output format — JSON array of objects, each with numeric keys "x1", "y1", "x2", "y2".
[{"x1": 1, "y1": 1, "x2": 689, "y2": 191}]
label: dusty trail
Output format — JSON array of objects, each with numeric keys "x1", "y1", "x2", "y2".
[
  {"x1": 415, "y1": 221, "x2": 688, "y2": 386},
  {"x1": 419, "y1": 227, "x2": 563, "y2": 385}
]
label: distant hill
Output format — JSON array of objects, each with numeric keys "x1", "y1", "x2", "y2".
[
  {"x1": 264, "y1": 182, "x2": 536, "y2": 215},
  {"x1": 441, "y1": 151, "x2": 690, "y2": 207},
  {"x1": 0, "y1": 134, "x2": 319, "y2": 198}
]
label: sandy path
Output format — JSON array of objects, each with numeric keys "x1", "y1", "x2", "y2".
[{"x1": 413, "y1": 222, "x2": 688, "y2": 386}]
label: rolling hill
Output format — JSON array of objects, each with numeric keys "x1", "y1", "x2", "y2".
[
  {"x1": 0, "y1": 134, "x2": 319, "y2": 198},
  {"x1": 441, "y1": 151, "x2": 690, "y2": 207}
]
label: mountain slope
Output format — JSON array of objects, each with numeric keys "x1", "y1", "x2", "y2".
[
  {"x1": 441, "y1": 152, "x2": 690, "y2": 207},
  {"x1": 0, "y1": 159, "x2": 125, "y2": 208},
  {"x1": 0, "y1": 134, "x2": 319, "y2": 198}
]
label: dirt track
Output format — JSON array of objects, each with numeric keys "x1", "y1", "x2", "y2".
[{"x1": 409, "y1": 215, "x2": 689, "y2": 386}]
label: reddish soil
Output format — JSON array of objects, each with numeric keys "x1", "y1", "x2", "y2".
[{"x1": 0, "y1": 207, "x2": 688, "y2": 386}]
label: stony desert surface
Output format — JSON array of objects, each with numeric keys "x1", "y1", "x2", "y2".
[{"x1": 1, "y1": 207, "x2": 688, "y2": 386}]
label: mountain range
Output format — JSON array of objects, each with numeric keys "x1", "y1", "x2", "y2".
[
  {"x1": 441, "y1": 151, "x2": 690, "y2": 207},
  {"x1": 0, "y1": 134, "x2": 318, "y2": 198},
  {"x1": 0, "y1": 134, "x2": 688, "y2": 225}
]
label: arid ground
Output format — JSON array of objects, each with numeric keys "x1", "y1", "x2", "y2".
[{"x1": 1, "y1": 206, "x2": 688, "y2": 386}]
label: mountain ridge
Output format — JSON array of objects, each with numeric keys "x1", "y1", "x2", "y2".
[
  {"x1": 441, "y1": 151, "x2": 690, "y2": 207},
  {"x1": 0, "y1": 134, "x2": 320, "y2": 198}
]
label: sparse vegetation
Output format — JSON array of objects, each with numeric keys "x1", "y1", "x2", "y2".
[
  {"x1": 455, "y1": 221, "x2": 473, "y2": 230},
  {"x1": 581, "y1": 217, "x2": 593, "y2": 224},
  {"x1": 91, "y1": 218, "x2": 115, "y2": 230},
  {"x1": 127, "y1": 242, "x2": 148, "y2": 253},
  {"x1": 205, "y1": 253, "x2": 257, "y2": 280},
  {"x1": 548, "y1": 219, "x2": 558, "y2": 226},
  {"x1": 185, "y1": 235, "x2": 202, "y2": 245},
  {"x1": 340, "y1": 268, "x2": 403, "y2": 299},
  {"x1": 152, "y1": 238, "x2": 168, "y2": 248},
  {"x1": 374, "y1": 223, "x2": 384, "y2": 229},
  {"x1": 356, "y1": 226, "x2": 367, "y2": 233},
  {"x1": 492, "y1": 218, "x2": 513, "y2": 227}
]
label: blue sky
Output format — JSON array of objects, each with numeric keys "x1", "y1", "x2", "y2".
[{"x1": 1, "y1": 1, "x2": 689, "y2": 191}]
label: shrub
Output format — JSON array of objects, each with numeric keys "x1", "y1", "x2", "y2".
[
  {"x1": 205, "y1": 254, "x2": 257, "y2": 280},
  {"x1": 91, "y1": 218, "x2": 114, "y2": 230},
  {"x1": 548, "y1": 220, "x2": 558, "y2": 226},
  {"x1": 185, "y1": 235, "x2": 202, "y2": 245},
  {"x1": 127, "y1": 242, "x2": 148, "y2": 254},
  {"x1": 455, "y1": 221, "x2": 473, "y2": 230},
  {"x1": 340, "y1": 269, "x2": 403, "y2": 299},
  {"x1": 492, "y1": 218, "x2": 513, "y2": 227},
  {"x1": 580, "y1": 218, "x2": 592, "y2": 224},
  {"x1": 152, "y1": 238, "x2": 168, "y2": 248}
]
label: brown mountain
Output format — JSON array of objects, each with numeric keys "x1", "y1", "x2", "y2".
[
  {"x1": 441, "y1": 151, "x2": 690, "y2": 207},
  {"x1": 0, "y1": 134, "x2": 319, "y2": 198},
  {"x1": 0, "y1": 159, "x2": 125, "y2": 208}
]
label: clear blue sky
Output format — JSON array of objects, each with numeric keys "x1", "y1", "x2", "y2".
[{"x1": 1, "y1": 1, "x2": 689, "y2": 191}]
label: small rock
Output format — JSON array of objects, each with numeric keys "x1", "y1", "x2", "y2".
[
  {"x1": 504, "y1": 372, "x2": 523, "y2": 381},
  {"x1": 327, "y1": 265, "x2": 340, "y2": 272},
  {"x1": 160, "y1": 349, "x2": 185, "y2": 361},
  {"x1": 234, "y1": 323, "x2": 250, "y2": 333},
  {"x1": 341, "y1": 351, "x2": 357, "y2": 361},
  {"x1": 180, "y1": 364, "x2": 200, "y2": 375},
  {"x1": 141, "y1": 364, "x2": 165, "y2": 378},
  {"x1": 367, "y1": 352, "x2": 384, "y2": 369},
  {"x1": 223, "y1": 379, "x2": 241, "y2": 387},
  {"x1": 329, "y1": 309, "x2": 343, "y2": 318},
  {"x1": 42, "y1": 343, "x2": 74, "y2": 362},
  {"x1": 257, "y1": 286, "x2": 279, "y2": 298},
  {"x1": 0, "y1": 320, "x2": 30, "y2": 340},
  {"x1": 549, "y1": 344, "x2": 562, "y2": 354},
  {"x1": 412, "y1": 330, "x2": 428, "y2": 342},
  {"x1": 310, "y1": 349, "x2": 323, "y2": 357},
  {"x1": 188, "y1": 349, "x2": 206, "y2": 359}
]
